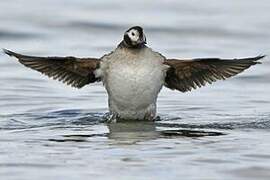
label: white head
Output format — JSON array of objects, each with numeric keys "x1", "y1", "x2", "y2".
[{"x1": 123, "y1": 26, "x2": 146, "y2": 48}]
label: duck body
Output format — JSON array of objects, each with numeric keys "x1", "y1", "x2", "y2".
[{"x1": 99, "y1": 45, "x2": 168, "y2": 120}]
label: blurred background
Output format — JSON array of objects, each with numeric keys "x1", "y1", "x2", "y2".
[{"x1": 0, "y1": 0, "x2": 270, "y2": 180}]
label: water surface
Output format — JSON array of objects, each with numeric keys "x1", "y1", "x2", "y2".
[{"x1": 1, "y1": 0, "x2": 270, "y2": 179}]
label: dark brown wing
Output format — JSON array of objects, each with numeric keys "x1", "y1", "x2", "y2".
[
  {"x1": 3, "y1": 49, "x2": 100, "y2": 88},
  {"x1": 164, "y1": 55, "x2": 265, "y2": 92}
]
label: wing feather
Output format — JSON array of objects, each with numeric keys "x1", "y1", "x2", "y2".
[
  {"x1": 164, "y1": 55, "x2": 265, "y2": 92},
  {"x1": 3, "y1": 49, "x2": 100, "y2": 88}
]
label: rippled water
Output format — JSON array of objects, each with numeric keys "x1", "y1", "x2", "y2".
[{"x1": 1, "y1": 0, "x2": 270, "y2": 179}]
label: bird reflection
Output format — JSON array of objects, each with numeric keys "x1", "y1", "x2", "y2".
[
  {"x1": 48, "y1": 116, "x2": 225, "y2": 144},
  {"x1": 107, "y1": 121, "x2": 160, "y2": 144},
  {"x1": 107, "y1": 120, "x2": 225, "y2": 145}
]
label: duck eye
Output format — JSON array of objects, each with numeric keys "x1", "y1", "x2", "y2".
[{"x1": 131, "y1": 32, "x2": 135, "y2": 36}]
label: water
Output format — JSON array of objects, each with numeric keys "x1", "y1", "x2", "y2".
[{"x1": 1, "y1": 0, "x2": 270, "y2": 179}]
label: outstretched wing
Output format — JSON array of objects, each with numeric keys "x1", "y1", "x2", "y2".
[
  {"x1": 164, "y1": 55, "x2": 265, "y2": 92},
  {"x1": 3, "y1": 49, "x2": 100, "y2": 88}
]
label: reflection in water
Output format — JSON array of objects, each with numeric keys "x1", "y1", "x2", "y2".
[
  {"x1": 160, "y1": 129, "x2": 225, "y2": 137},
  {"x1": 107, "y1": 121, "x2": 159, "y2": 144},
  {"x1": 49, "y1": 133, "x2": 107, "y2": 142},
  {"x1": 107, "y1": 121, "x2": 225, "y2": 144},
  {"x1": 45, "y1": 118, "x2": 226, "y2": 144}
]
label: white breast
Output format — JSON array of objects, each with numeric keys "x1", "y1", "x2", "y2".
[{"x1": 98, "y1": 47, "x2": 167, "y2": 120}]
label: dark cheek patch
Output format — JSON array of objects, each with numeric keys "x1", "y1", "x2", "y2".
[{"x1": 124, "y1": 34, "x2": 132, "y2": 46}]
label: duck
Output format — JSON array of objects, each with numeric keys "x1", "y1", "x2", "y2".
[{"x1": 3, "y1": 26, "x2": 265, "y2": 121}]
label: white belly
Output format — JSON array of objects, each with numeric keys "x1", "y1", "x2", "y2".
[{"x1": 100, "y1": 48, "x2": 167, "y2": 120}]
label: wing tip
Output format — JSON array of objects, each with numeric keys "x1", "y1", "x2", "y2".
[
  {"x1": 3, "y1": 48, "x2": 12, "y2": 56},
  {"x1": 253, "y1": 54, "x2": 266, "y2": 62},
  {"x1": 240, "y1": 54, "x2": 266, "y2": 65},
  {"x1": 2, "y1": 48, "x2": 19, "y2": 58}
]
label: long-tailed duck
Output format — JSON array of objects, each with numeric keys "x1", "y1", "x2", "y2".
[{"x1": 3, "y1": 26, "x2": 265, "y2": 121}]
